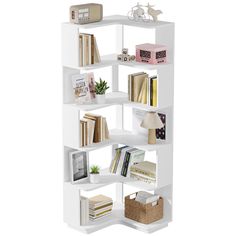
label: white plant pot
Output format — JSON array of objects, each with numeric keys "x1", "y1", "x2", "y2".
[
  {"x1": 96, "y1": 94, "x2": 106, "y2": 104},
  {"x1": 90, "y1": 174, "x2": 100, "y2": 184}
]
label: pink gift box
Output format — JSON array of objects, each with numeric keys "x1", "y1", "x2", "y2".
[{"x1": 136, "y1": 43, "x2": 167, "y2": 64}]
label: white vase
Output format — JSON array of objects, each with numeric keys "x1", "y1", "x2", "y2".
[
  {"x1": 96, "y1": 94, "x2": 106, "y2": 104},
  {"x1": 90, "y1": 174, "x2": 100, "y2": 183}
]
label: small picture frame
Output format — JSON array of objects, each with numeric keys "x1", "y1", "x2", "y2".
[{"x1": 69, "y1": 151, "x2": 88, "y2": 183}]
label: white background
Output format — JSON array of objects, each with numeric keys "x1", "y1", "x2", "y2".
[{"x1": 0, "y1": 0, "x2": 236, "y2": 236}]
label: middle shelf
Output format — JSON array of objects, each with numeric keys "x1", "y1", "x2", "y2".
[
  {"x1": 75, "y1": 129, "x2": 167, "y2": 152},
  {"x1": 65, "y1": 169, "x2": 158, "y2": 191}
]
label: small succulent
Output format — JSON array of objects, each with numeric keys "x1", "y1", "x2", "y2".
[
  {"x1": 95, "y1": 78, "x2": 109, "y2": 95},
  {"x1": 90, "y1": 165, "x2": 100, "y2": 174}
]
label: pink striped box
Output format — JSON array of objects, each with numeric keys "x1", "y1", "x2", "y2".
[{"x1": 136, "y1": 43, "x2": 167, "y2": 64}]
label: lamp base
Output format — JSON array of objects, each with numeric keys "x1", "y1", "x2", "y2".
[{"x1": 148, "y1": 129, "x2": 156, "y2": 144}]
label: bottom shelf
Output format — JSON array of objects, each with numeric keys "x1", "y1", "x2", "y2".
[{"x1": 67, "y1": 203, "x2": 170, "y2": 234}]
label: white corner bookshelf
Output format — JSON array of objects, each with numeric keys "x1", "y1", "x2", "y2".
[{"x1": 62, "y1": 14, "x2": 174, "y2": 233}]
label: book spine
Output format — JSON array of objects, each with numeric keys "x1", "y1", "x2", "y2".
[
  {"x1": 150, "y1": 77, "x2": 153, "y2": 106},
  {"x1": 113, "y1": 149, "x2": 121, "y2": 173},
  {"x1": 91, "y1": 35, "x2": 95, "y2": 64},
  {"x1": 79, "y1": 35, "x2": 83, "y2": 67},
  {"x1": 121, "y1": 152, "x2": 130, "y2": 177},
  {"x1": 153, "y1": 77, "x2": 158, "y2": 107}
]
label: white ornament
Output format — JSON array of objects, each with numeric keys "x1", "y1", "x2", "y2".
[{"x1": 146, "y1": 3, "x2": 162, "y2": 22}]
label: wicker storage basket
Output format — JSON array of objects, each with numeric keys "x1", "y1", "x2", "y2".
[{"x1": 125, "y1": 192, "x2": 163, "y2": 224}]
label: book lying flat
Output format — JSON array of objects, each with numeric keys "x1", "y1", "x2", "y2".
[
  {"x1": 130, "y1": 161, "x2": 156, "y2": 179},
  {"x1": 135, "y1": 191, "x2": 160, "y2": 204},
  {"x1": 89, "y1": 194, "x2": 113, "y2": 208}
]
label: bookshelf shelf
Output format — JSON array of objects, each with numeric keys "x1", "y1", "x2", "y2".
[
  {"x1": 63, "y1": 15, "x2": 172, "y2": 30},
  {"x1": 67, "y1": 201, "x2": 170, "y2": 233},
  {"x1": 62, "y1": 13, "x2": 174, "y2": 234},
  {"x1": 67, "y1": 53, "x2": 172, "y2": 71},
  {"x1": 66, "y1": 168, "x2": 157, "y2": 192}
]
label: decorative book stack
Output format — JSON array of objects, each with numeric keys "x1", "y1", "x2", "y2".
[
  {"x1": 130, "y1": 161, "x2": 156, "y2": 184},
  {"x1": 79, "y1": 33, "x2": 101, "y2": 67},
  {"x1": 128, "y1": 72, "x2": 158, "y2": 107},
  {"x1": 80, "y1": 113, "x2": 109, "y2": 147},
  {"x1": 89, "y1": 195, "x2": 113, "y2": 221},
  {"x1": 109, "y1": 146, "x2": 145, "y2": 177},
  {"x1": 80, "y1": 196, "x2": 89, "y2": 225}
]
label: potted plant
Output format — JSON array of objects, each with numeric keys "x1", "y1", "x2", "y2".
[
  {"x1": 90, "y1": 165, "x2": 100, "y2": 183},
  {"x1": 95, "y1": 78, "x2": 109, "y2": 104}
]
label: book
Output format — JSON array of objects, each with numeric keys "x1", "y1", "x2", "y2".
[
  {"x1": 80, "y1": 196, "x2": 89, "y2": 225},
  {"x1": 121, "y1": 148, "x2": 145, "y2": 177},
  {"x1": 135, "y1": 191, "x2": 160, "y2": 204},
  {"x1": 79, "y1": 33, "x2": 100, "y2": 66},
  {"x1": 81, "y1": 118, "x2": 95, "y2": 145},
  {"x1": 71, "y1": 73, "x2": 91, "y2": 104},
  {"x1": 116, "y1": 146, "x2": 132, "y2": 175},
  {"x1": 130, "y1": 161, "x2": 156, "y2": 179},
  {"x1": 89, "y1": 195, "x2": 113, "y2": 209},
  {"x1": 133, "y1": 73, "x2": 148, "y2": 102},
  {"x1": 150, "y1": 76, "x2": 158, "y2": 106},
  {"x1": 84, "y1": 113, "x2": 102, "y2": 143},
  {"x1": 130, "y1": 172, "x2": 156, "y2": 184},
  {"x1": 126, "y1": 149, "x2": 145, "y2": 177}
]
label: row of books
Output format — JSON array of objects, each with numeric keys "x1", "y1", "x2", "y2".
[
  {"x1": 130, "y1": 161, "x2": 156, "y2": 184},
  {"x1": 80, "y1": 113, "x2": 109, "y2": 147},
  {"x1": 79, "y1": 33, "x2": 101, "y2": 67},
  {"x1": 128, "y1": 72, "x2": 158, "y2": 107},
  {"x1": 109, "y1": 146, "x2": 145, "y2": 177}
]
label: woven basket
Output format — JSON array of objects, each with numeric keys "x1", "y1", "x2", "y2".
[{"x1": 125, "y1": 192, "x2": 163, "y2": 224}]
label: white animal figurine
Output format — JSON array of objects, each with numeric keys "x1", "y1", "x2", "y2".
[
  {"x1": 146, "y1": 3, "x2": 162, "y2": 22},
  {"x1": 132, "y1": 2, "x2": 145, "y2": 20}
]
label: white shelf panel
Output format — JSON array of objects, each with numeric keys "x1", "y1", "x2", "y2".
[
  {"x1": 110, "y1": 129, "x2": 167, "y2": 151},
  {"x1": 70, "y1": 202, "x2": 169, "y2": 233},
  {"x1": 63, "y1": 15, "x2": 173, "y2": 30},
  {"x1": 68, "y1": 54, "x2": 172, "y2": 71},
  {"x1": 64, "y1": 92, "x2": 128, "y2": 111},
  {"x1": 67, "y1": 169, "x2": 156, "y2": 192},
  {"x1": 64, "y1": 91, "x2": 166, "y2": 112}
]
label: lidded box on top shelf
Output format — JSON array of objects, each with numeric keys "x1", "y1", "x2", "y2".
[{"x1": 136, "y1": 43, "x2": 167, "y2": 64}]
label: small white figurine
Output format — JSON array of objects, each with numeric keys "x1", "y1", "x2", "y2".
[
  {"x1": 146, "y1": 3, "x2": 162, "y2": 22},
  {"x1": 128, "y1": 2, "x2": 150, "y2": 22},
  {"x1": 127, "y1": 2, "x2": 163, "y2": 23}
]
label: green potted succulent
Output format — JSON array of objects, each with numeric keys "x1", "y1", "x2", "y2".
[
  {"x1": 90, "y1": 165, "x2": 100, "y2": 183},
  {"x1": 95, "y1": 78, "x2": 109, "y2": 104}
]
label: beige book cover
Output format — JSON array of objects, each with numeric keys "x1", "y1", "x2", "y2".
[
  {"x1": 79, "y1": 35, "x2": 83, "y2": 67},
  {"x1": 133, "y1": 72, "x2": 147, "y2": 102},
  {"x1": 130, "y1": 161, "x2": 156, "y2": 176},
  {"x1": 94, "y1": 37, "x2": 101, "y2": 63},
  {"x1": 89, "y1": 195, "x2": 112, "y2": 208}
]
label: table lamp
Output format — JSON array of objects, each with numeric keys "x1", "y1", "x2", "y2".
[{"x1": 140, "y1": 112, "x2": 164, "y2": 144}]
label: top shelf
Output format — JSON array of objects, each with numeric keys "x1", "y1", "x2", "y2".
[{"x1": 63, "y1": 15, "x2": 173, "y2": 29}]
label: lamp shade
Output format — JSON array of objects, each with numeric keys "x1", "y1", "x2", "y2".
[{"x1": 140, "y1": 112, "x2": 164, "y2": 129}]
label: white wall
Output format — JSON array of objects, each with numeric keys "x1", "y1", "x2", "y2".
[{"x1": 0, "y1": 0, "x2": 236, "y2": 236}]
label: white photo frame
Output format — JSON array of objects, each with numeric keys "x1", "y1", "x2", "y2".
[{"x1": 69, "y1": 151, "x2": 89, "y2": 184}]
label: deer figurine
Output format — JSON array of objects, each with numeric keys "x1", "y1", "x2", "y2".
[{"x1": 146, "y1": 3, "x2": 162, "y2": 22}]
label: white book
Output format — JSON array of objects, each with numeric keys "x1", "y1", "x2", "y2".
[
  {"x1": 116, "y1": 147, "x2": 133, "y2": 175},
  {"x1": 88, "y1": 35, "x2": 91, "y2": 65},
  {"x1": 94, "y1": 37, "x2": 101, "y2": 63},
  {"x1": 135, "y1": 191, "x2": 160, "y2": 204},
  {"x1": 80, "y1": 196, "x2": 89, "y2": 225},
  {"x1": 82, "y1": 34, "x2": 86, "y2": 66},
  {"x1": 126, "y1": 149, "x2": 145, "y2": 177}
]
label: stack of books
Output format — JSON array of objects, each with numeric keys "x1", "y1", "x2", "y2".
[
  {"x1": 128, "y1": 72, "x2": 158, "y2": 107},
  {"x1": 79, "y1": 33, "x2": 101, "y2": 67},
  {"x1": 80, "y1": 196, "x2": 89, "y2": 225},
  {"x1": 80, "y1": 113, "x2": 109, "y2": 147},
  {"x1": 109, "y1": 146, "x2": 145, "y2": 177},
  {"x1": 130, "y1": 161, "x2": 156, "y2": 184},
  {"x1": 135, "y1": 191, "x2": 160, "y2": 204},
  {"x1": 89, "y1": 195, "x2": 113, "y2": 221}
]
